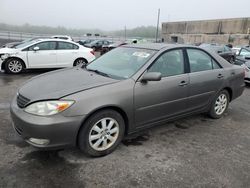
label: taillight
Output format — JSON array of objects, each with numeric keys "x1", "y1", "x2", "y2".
[{"x1": 90, "y1": 50, "x2": 95, "y2": 55}]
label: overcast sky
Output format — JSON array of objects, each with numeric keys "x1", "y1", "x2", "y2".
[{"x1": 0, "y1": 0, "x2": 249, "y2": 30}]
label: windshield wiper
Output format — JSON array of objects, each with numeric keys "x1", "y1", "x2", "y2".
[{"x1": 86, "y1": 68, "x2": 110, "y2": 78}]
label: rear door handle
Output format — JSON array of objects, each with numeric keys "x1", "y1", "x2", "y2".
[
  {"x1": 179, "y1": 81, "x2": 188, "y2": 86},
  {"x1": 217, "y1": 74, "x2": 224, "y2": 79}
]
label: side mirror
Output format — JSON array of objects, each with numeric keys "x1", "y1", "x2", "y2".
[
  {"x1": 141, "y1": 72, "x2": 162, "y2": 82},
  {"x1": 33, "y1": 46, "x2": 40, "y2": 51},
  {"x1": 245, "y1": 56, "x2": 250, "y2": 60}
]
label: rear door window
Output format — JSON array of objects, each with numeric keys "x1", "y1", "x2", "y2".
[
  {"x1": 187, "y1": 49, "x2": 220, "y2": 72},
  {"x1": 57, "y1": 42, "x2": 79, "y2": 50}
]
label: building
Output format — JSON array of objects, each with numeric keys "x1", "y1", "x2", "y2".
[{"x1": 162, "y1": 17, "x2": 250, "y2": 45}]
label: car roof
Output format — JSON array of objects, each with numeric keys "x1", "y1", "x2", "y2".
[
  {"x1": 37, "y1": 38, "x2": 78, "y2": 44},
  {"x1": 123, "y1": 43, "x2": 194, "y2": 50}
]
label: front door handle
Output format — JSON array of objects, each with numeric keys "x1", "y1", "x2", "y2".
[
  {"x1": 217, "y1": 74, "x2": 224, "y2": 79},
  {"x1": 179, "y1": 81, "x2": 188, "y2": 86}
]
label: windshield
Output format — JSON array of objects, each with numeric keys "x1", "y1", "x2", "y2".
[
  {"x1": 86, "y1": 47, "x2": 156, "y2": 79},
  {"x1": 239, "y1": 48, "x2": 250, "y2": 56},
  {"x1": 15, "y1": 40, "x2": 41, "y2": 49}
]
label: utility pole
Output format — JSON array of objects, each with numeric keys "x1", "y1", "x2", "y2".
[{"x1": 155, "y1": 8, "x2": 160, "y2": 43}]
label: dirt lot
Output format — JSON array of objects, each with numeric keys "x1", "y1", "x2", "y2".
[{"x1": 0, "y1": 70, "x2": 250, "y2": 188}]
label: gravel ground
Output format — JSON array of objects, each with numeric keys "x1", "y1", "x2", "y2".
[{"x1": 0, "y1": 70, "x2": 250, "y2": 188}]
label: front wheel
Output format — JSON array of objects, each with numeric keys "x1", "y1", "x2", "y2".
[
  {"x1": 5, "y1": 58, "x2": 24, "y2": 74},
  {"x1": 78, "y1": 109, "x2": 125, "y2": 157},
  {"x1": 208, "y1": 90, "x2": 229, "y2": 119}
]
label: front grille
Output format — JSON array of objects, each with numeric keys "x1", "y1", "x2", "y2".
[{"x1": 17, "y1": 94, "x2": 30, "y2": 108}]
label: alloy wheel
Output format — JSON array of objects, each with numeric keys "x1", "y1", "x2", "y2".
[
  {"x1": 214, "y1": 94, "x2": 228, "y2": 115},
  {"x1": 89, "y1": 118, "x2": 119, "y2": 151},
  {"x1": 8, "y1": 60, "x2": 23, "y2": 73},
  {"x1": 75, "y1": 59, "x2": 85, "y2": 66}
]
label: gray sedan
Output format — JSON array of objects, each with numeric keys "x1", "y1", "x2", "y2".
[{"x1": 10, "y1": 44, "x2": 245, "y2": 157}]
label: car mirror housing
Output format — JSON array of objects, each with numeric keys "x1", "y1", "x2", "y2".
[
  {"x1": 141, "y1": 72, "x2": 162, "y2": 82},
  {"x1": 33, "y1": 46, "x2": 40, "y2": 51}
]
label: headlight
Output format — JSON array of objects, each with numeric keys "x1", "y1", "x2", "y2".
[
  {"x1": 24, "y1": 100, "x2": 74, "y2": 116},
  {"x1": 1, "y1": 53, "x2": 10, "y2": 60}
]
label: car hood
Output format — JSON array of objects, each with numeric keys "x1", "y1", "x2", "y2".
[
  {"x1": 18, "y1": 68, "x2": 118, "y2": 102},
  {"x1": 0, "y1": 47, "x2": 19, "y2": 54}
]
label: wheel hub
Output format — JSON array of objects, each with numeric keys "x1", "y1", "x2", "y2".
[
  {"x1": 89, "y1": 117, "x2": 119, "y2": 151},
  {"x1": 215, "y1": 94, "x2": 227, "y2": 115}
]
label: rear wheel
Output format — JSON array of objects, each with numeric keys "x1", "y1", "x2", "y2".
[
  {"x1": 78, "y1": 109, "x2": 125, "y2": 157},
  {"x1": 5, "y1": 58, "x2": 24, "y2": 74},
  {"x1": 74, "y1": 58, "x2": 87, "y2": 67},
  {"x1": 208, "y1": 90, "x2": 229, "y2": 119}
]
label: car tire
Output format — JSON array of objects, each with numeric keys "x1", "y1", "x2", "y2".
[
  {"x1": 5, "y1": 58, "x2": 24, "y2": 74},
  {"x1": 208, "y1": 90, "x2": 230, "y2": 119},
  {"x1": 78, "y1": 109, "x2": 125, "y2": 157},
  {"x1": 73, "y1": 58, "x2": 87, "y2": 67}
]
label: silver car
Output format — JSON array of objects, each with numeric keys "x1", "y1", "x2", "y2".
[{"x1": 10, "y1": 44, "x2": 245, "y2": 157}]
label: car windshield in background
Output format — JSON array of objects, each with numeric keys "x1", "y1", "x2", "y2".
[
  {"x1": 86, "y1": 47, "x2": 156, "y2": 79},
  {"x1": 239, "y1": 48, "x2": 250, "y2": 56},
  {"x1": 15, "y1": 40, "x2": 41, "y2": 49}
]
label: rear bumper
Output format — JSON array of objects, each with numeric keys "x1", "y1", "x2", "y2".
[{"x1": 10, "y1": 97, "x2": 85, "y2": 149}]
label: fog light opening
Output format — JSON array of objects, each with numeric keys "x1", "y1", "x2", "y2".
[{"x1": 28, "y1": 138, "x2": 50, "y2": 145}]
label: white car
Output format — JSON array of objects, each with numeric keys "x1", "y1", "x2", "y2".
[{"x1": 0, "y1": 39, "x2": 95, "y2": 74}]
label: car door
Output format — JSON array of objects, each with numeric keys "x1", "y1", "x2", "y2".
[
  {"x1": 27, "y1": 41, "x2": 57, "y2": 68},
  {"x1": 56, "y1": 41, "x2": 79, "y2": 67},
  {"x1": 186, "y1": 48, "x2": 224, "y2": 111},
  {"x1": 134, "y1": 49, "x2": 189, "y2": 128}
]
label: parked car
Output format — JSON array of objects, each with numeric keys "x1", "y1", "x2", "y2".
[
  {"x1": 105, "y1": 41, "x2": 127, "y2": 50},
  {"x1": 77, "y1": 39, "x2": 95, "y2": 47},
  {"x1": 10, "y1": 44, "x2": 245, "y2": 156},
  {"x1": 234, "y1": 47, "x2": 250, "y2": 84},
  {"x1": 232, "y1": 46, "x2": 242, "y2": 55},
  {"x1": 101, "y1": 41, "x2": 127, "y2": 55},
  {"x1": 2, "y1": 41, "x2": 22, "y2": 48},
  {"x1": 1, "y1": 37, "x2": 51, "y2": 48},
  {"x1": 0, "y1": 39, "x2": 95, "y2": 73},
  {"x1": 51, "y1": 35, "x2": 73, "y2": 41},
  {"x1": 85, "y1": 40, "x2": 111, "y2": 51},
  {"x1": 200, "y1": 44, "x2": 236, "y2": 63}
]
